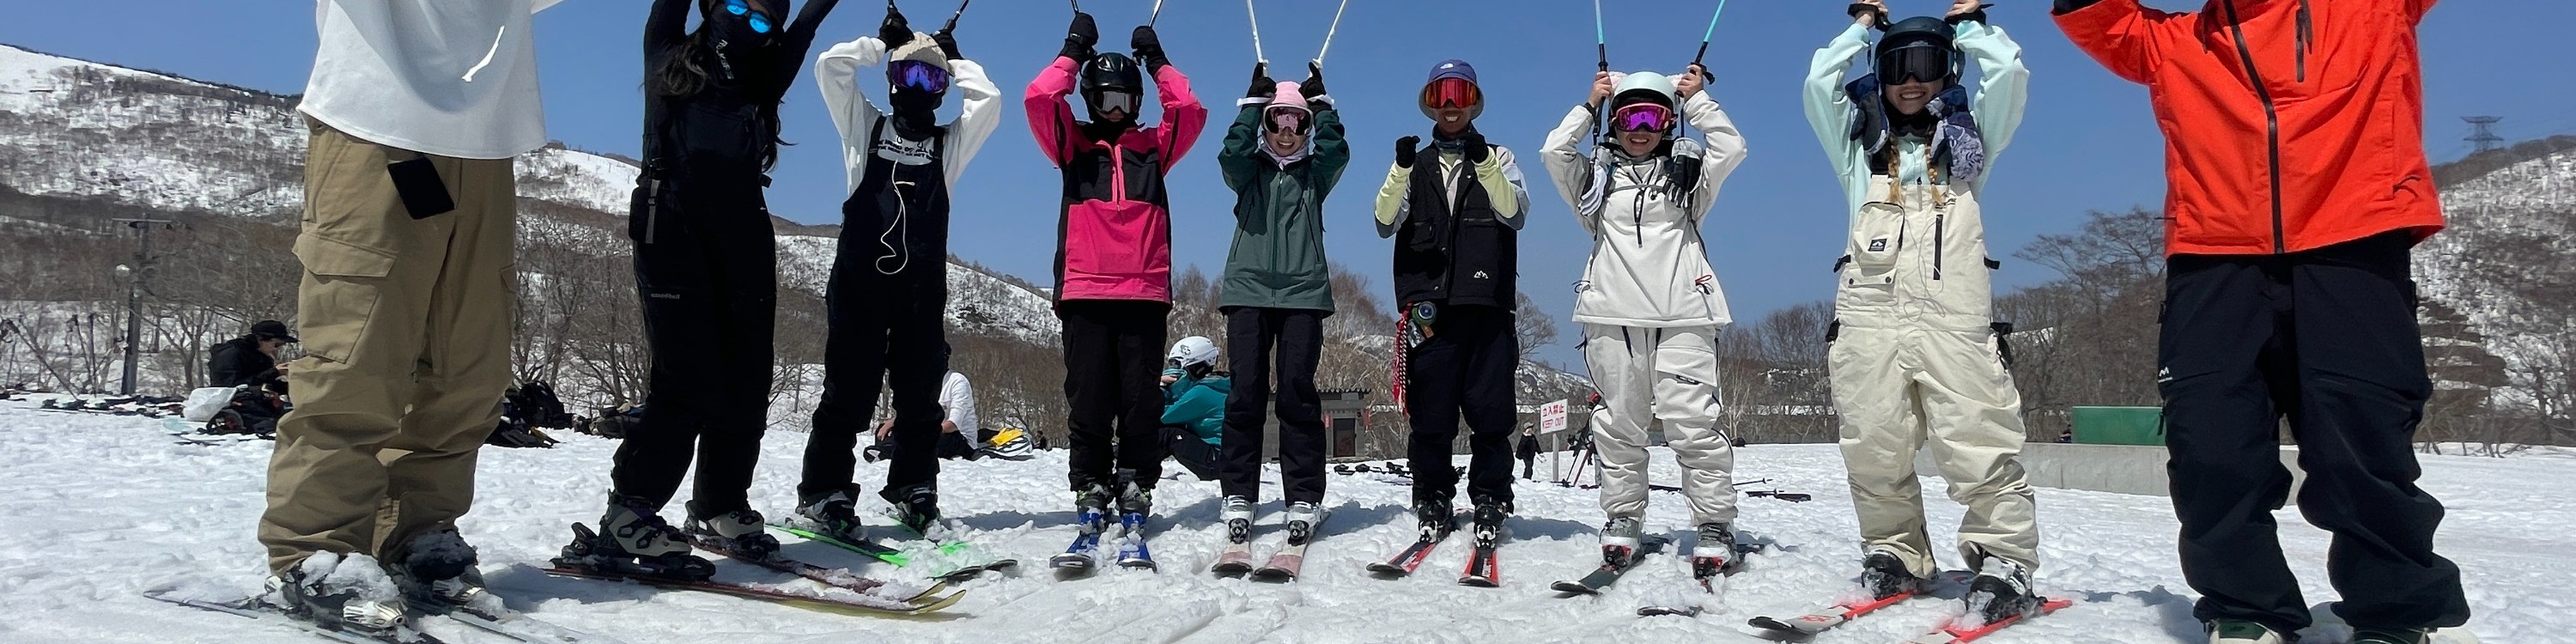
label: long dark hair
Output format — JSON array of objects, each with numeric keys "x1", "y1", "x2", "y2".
[{"x1": 646, "y1": 1, "x2": 788, "y2": 171}]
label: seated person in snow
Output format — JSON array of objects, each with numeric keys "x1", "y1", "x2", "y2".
[
  {"x1": 1157, "y1": 336, "x2": 1227, "y2": 481},
  {"x1": 864, "y1": 370, "x2": 981, "y2": 462}
]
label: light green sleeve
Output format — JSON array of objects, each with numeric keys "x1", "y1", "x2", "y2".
[
  {"x1": 1804, "y1": 22, "x2": 1872, "y2": 188},
  {"x1": 1373, "y1": 164, "x2": 1412, "y2": 238},
  {"x1": 1953, "y1": 21, "x2": 2031, "y2": 190}
]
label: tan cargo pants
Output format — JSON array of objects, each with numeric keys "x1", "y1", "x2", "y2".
[{"x1": 259, "y1": 118, "x2": 518, "y2": 575}]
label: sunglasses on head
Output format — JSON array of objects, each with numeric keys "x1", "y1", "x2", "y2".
[
  {"x1": 888, "y1": 60, "x2": 951, "y2": 94},
  {"x1": 722, "y1": 0, "x2": 775, "y2": 33},
  {"x1": 1610, "y1": 103, "x2": 1675, "y2": 133},
  {"x1": 1420, "y1": 77, "x2": 1480, "y2": 110}
]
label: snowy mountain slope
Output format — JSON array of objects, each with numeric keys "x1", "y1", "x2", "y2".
[
  {"x1": 0, "y1": 398, "x2": 2538, "y2": 643},
  {"x1": 2413, "y1": 139, "x2": 2576, "y2": 405}
]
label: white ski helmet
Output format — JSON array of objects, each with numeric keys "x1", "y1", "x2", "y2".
[
  {"x1": 1168, "y1": 336, "x2": 1220, "y2": 369},
  {"x1": 1612, "y1": 71, "x2": 1680, "y2": 111}
]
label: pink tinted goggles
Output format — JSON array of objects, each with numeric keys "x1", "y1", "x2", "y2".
[{"x1": 1610, "y1": 103, "x2": 1675, "y2": 133}]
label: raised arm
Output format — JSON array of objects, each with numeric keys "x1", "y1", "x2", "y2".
[
  {"x1": 1482, "y1": 147, "x2": 1532, "y2": 231},
  {"x1": 1680, "y1": 90, "x2": 1749, "y2": 221},
  {"x1": 646, "y1": 0, "x2": 692, "y2": 57},
  {"x1": 1024, "y1": 57, "x2": 1087, "y2": 167},
  {"x1": 1540, "y1": 104, "x2": 1597, "y2": 233},
  {"x1": 1805, "y1": 21, "x2": 1872, "y2": 179},
  {"x1": 1372, "y1": 141, "x2": 1415, "y2": 239},
  {"x1": 815, "y1": 36, "x2": 887, "y2": 194},
  {"x1": 1954, "y1": 20, "x2": 2031, "y2": 181},
  {"x1": 1309, "y1": 107, "x2": 1352, "y2": 199},
  {"x1": 1145, "y1": 64, "x2": 1211, "y2": 171},
  {"x1": 942, "y1": 56, "x2": 1003, "y2": 185},
  {"x1": 2051, "y1": 0, "x2": 2168, "y2": 85},
  {"x1": 762, "y1": 0, "x2": 842, "y2": 89},
  {"x1": 1218, "y1": 106, "x2": 1265, "y2": 194}
]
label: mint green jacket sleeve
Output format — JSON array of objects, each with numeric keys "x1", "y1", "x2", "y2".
[
  {"x1": 1806, "y1": 23, "x2": 1874, "y2": 212},
  {"x1": 1953, "y1": 21, "x2": 2031, "y2": 191}
]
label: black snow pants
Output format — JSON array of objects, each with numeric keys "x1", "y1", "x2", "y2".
[
  {"x1": 1403, "y1": 303, "x2": 1519, "y2": 508},
  {"x1": 800, "y1": 259, "x2": 950, "y2": 503},
  {"x1": 1060, "y1": 300, "x2": 1170, "y2": 494},
  {"x1": 2160, "y1": 231, "x2": 2470, "y2": 633},
  {"x1": 612, "y1": 188, "x2": 778, "y2": 517},
  {"x1": 1218, "y1": 307, "x2": 1327, "y2": 505}
]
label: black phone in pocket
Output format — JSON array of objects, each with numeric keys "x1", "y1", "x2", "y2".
[{"x1": 388, "y1": 157, "x2": 456, "y2": 219}]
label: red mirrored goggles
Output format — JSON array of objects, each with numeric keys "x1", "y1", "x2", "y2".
[
  {"x1": 1610, "y1": 103, "x2": 1675, "y2": 133},
  {"x1": 1419, "y1": 77, "x2": 1481, "y2": 110}
]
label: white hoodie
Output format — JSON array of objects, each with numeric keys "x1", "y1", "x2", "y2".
[
  {"x1": 301, "y1": 0, "x2": 563, "y2": 160},
  {"x1": 1540, "y1": 86, "x2": 1748, "y2": 329}
]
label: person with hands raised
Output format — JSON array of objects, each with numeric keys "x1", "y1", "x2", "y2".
[
  {"x1": 1370, "y1": 58, "x2": 1533, "y2": 550},
  {"x1": 1540, "y1": 58, "x2": 1750, "y2": 592},
  {"x1": 1209, "y1": 59, "x2": 1350, "y2": 556},
  {"x1": 564, "y1": 0, "x2": 843, "y2": 583},
  {"x1": 1024, "y1": 9, "x2": 1209, "y2": 544},
  {"x1": 1803, "y1": 0, "x2": 2041, "y2": 626},
  {"x1": 792, "y1": 1, "x2": 1002, "y2": 544}
]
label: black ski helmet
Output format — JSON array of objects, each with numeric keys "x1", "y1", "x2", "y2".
[
  {"x1": 1081, "y1": 53, "x2": 1144, "y2": 98},
  {"x1": 1874, "y1": 16, "x2": 1960, "y2": 85}
]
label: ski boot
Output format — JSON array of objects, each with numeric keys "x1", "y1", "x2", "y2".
[
  {"x1": 1964, "y1": 556, "x2": 2041, "y2": 625},
  {"x1": 265, "y1": 551, "x2": 406, "y2": 638},
  {"x1": 1691, "y1": 522, "x2": 1741, "y2": 588},
  {"x1": 1469, "y1": 497, "x2": 1509, "y2": 549},
  {"x1": 684, "y1": 501, "x2": 781, "y2": 561},
  {"x1": 2204, "y1": 619, "x2": 2288, "y2": 644},
  {"x1": 882, "y1": 484, "x2": 944, "y2": 538},
  {"x1": 1414, "y1": 498, "x2": 1455, "y2": 541},
  {"x1": 1860, "y1": 546, "x2": 1924, "y2": 600},
  {"x1": 793, "y1": 486, "x2": 866, "y2": 544},
  {"x1": 556, "y1": 494, "x2": 714, "y2": 581},
  {"x1": 1220, "y1": 495, "x2": 1255, "y2": 546},
  {"x1": 1600, "y1": 516, "x2": 1644, "y2": 569},
  {"x1": 388, "y1": 527, "x2": 499, "y2": 617},
  {"x1": 1115, "y1": 483, "x2": 1156, "y2": 568},
  {"x1": 1073, "y1": 483, "x2": 1115, "y2": 536},
  {"x1": 1283, "y1": 501, "x2": 1321, "y2": 546}
]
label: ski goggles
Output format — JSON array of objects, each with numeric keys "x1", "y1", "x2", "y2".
[
  {"x1": 1093, "y1": 90, "x2": 1139, "y2": 115},
  {"x1": 720, "y1": 0, "x2": 775, "y2": 33},
  {"x1": 887, "y1": 60, "x2": 951, "y2": 94},
  {"x1": 1265, "y1": 106, "x2": 1312, "y2": 134},
  {"x1": 1419, "y1": 77, "x2": 1482, "y2": 110},
  {"x1": 1876, "y1": 43, "x2": 1953, "y2": 85},
  {"x1": 1609, "y1": 103, "x2": 1676, "y2": 133}
]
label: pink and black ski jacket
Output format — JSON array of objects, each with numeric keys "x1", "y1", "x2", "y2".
[{"x1": 1024, "y1": 56, "x2": 1207, "y2": 304}]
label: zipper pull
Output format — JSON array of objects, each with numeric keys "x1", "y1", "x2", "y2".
[{"x1": 2296, "y1": 0, "x2": 2312, "y2": 83}]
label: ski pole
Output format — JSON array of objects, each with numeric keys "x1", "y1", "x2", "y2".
[
  {"x1": 944, "y1": 0, "x2": 971, "y2": 32},
  {"x1": 1313, "y1": 0, "x2": 1352, "y2": 67},
  {"x1": 1149, "y1": 0, "x2": 1165, "y2": 27},
  {"x1": 1692, "y1": 0, "x2": 1728, "y2": 68},
  {"x1": 1588, "y1": 0, "x2": 1608, "y2": 149},
  {"x1": 1245, "y1": 0, "x2": 1267, "y2": 64}
]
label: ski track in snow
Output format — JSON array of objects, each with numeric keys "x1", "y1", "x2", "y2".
[{"x1": 0, "y1": 399, "x2": 2555, "y2": 643}]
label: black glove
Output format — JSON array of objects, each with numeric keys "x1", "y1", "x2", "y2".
[
  {"x1": 1061, "y1": 12, "x2": 1097, "y2": 62},
  {"x1": 880, "y1": 9, "x2": 915, "y2": 48},
  {"x1": 1300, "y1": 62, "x2": 1327, "y2": 100},
  {"x1": 1394, "y1": 136, "x2": 1421, "y2": 169},
  {"x1": 1246, "y1": 63, "x2": 1275, "y2": 100},
  {"x1": 1947, "y1": 3, "x2": 1993, "y2": 25},
  {"x1": 1461, "y1": 131, "x2": 1491, "y2": 164},
  {"x1": 1848, "y1": 3, "x2": 1891, "y2": 29},
  {"x1": 933, "y1": 30, "x2": 963, "y2": 60},
  {"x1": 1132, "y1": 26, "x2": 1169, "y2": 73}
]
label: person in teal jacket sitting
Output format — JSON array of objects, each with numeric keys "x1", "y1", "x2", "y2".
[{"x1": 1158, "y1": 336, "x2": 1227, "y2": 480}]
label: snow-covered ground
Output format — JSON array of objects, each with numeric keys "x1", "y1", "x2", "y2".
[{"x1": 0, "y1": 398, "x2": 2547, "y2": 643}]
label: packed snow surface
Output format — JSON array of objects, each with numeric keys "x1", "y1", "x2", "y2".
[{"x1": 0, "y1": 399, "x2": 2548, "y2": 643}]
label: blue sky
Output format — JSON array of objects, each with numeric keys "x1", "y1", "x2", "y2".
[{"x1": 1, "y1": 0, "x2": 2551, "y2": 372}]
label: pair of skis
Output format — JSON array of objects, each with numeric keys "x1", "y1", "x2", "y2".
[
  {"x1": 1747, "y1": 582, "x2": 2075, "y2": 642},
  {"x1": 768, "y1": 522, "x2": 1018, "y2": 582},
  {"x1": 144, "y1": 583, "x2": 621, "y2": 644},
  {"x1": 1212, "y1": 511, "x2": 1325, "y2": 581},
  {"x1": 1052, "y1": 507, "x2": 1158, "y2": 574},
  {"x1": 1364, "y1": 511, "x2": 1501, "y2": 586}
]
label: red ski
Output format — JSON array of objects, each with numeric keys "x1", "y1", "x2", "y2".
[
  {"x1": 1747, "y1": 589, "x2": 1924, "y2": 637},
  {"x1": 1900, "y1": 598, "x2": 2075, "y2": 644}
]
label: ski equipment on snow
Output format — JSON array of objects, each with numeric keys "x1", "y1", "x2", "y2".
[
  {"x1": 1551, "y1": 534, "x2": 1668, "y2": 595},
  {"x1": 539, "y1": 566, "x2": 964, "y2": 617},
  {"x1": 1903, "y1": 598, "x2": 2075, "y2": 644},
  {"x1": 1251, "y1": 502, "x2": 1324, "y2": 582}
]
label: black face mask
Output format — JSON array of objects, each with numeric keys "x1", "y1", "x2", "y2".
[
  {"x1": 708, "y1": 14, "x2": 775, "y2": 71},
  {"x1": 889, "y1": 88, "x2": 944, "y2": 137}
]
